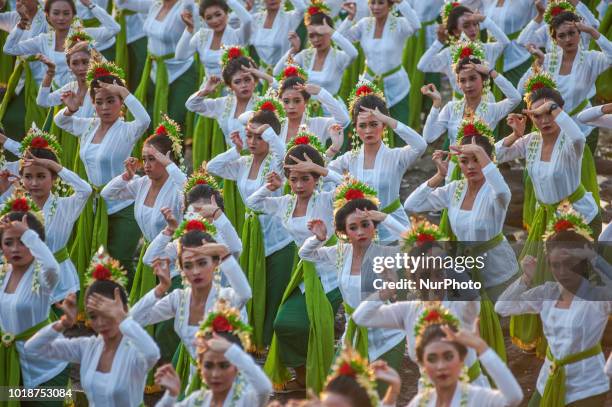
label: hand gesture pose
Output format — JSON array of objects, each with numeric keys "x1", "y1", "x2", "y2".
[
  {"x1": 95, "y1": 80, "x2": 130, "y2": 100},
  {"x1": 506, "y1": 113, "x2": 527, "y2": 139},
  {"x1": 155, "y1": 364, "x2": 181, "y2": 397},
  {"x1": 61, "y1": 91, "x2": 83, "y2": 114},
  {"x1": 181, "y1": 9, "x2": 194, "y2": 33},
  {"x1": 293, "y1": 82, "x2": 321, "y2": 96},
  {"x1": 265, "y1": 171, "x2": 283, "y2": 191},
  {"x1": 354, "y1": 207, "x2": 387, "y2": 223},
  {"x1": 288, "y1": 31, "x2": 301, "y2": 54},
  {"x1": 22, "y1": 151, "x2": 63, "y2": 174},
  {"x1": 198, "y1": 76, "x2": 222, "y2": 97},
  {"x1": 122, "y1": 157, "x2": 141, "y2": 181},
  {"x1": 0, "y1": 214, "x2": 30, "y2": 238},
  {"x1": 327, "y1": 123, "x2": 344, "y2": 156},
  {"x1": 341, "y1": 1, "x2": 356, "y2": 20},
  {"x1": 143, "y1": 144, "x2": 173, "y2": 168},
  {"x1": 358, "y1": 106, "x2": 397, "y2": 129},
  {"x1": 0, "y1": 171, "x2": 19, "y2": 195},
  {"x1": 182, "y1": 240, "x2": 230, "y2": 261},
  {"x1": 307, "y1": 218, "x2": 327, "y2": 241},
  {"x1": 153, "y1": 257, "x2": 172, "y2": 297},
  {"x1": 86, "y1": 288, "x2": 128, "y2": 325},
  {"x1": 54, "y1": 293, "x2": 78, "y2": 331},
  {"x1": 520, "y1": 255, "x2": 537, "y2": 286},
  {"x1": 441, "y1": 318, "x2": 488, "y2": 355},
  {"x1": 160, "y1": 207, "x2": 179, "y2": 235},
  {"x1": 421, "y1": 84, "x2": 442, "y2": 109},
  {"x1": 230, "y1": 131, "x2": 243, "y2": 154},
  {"x1": 284, "y1": 152, "x2": 327, "y2": 176}
]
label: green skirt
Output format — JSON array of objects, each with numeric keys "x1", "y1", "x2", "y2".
[
  {"x1": 127, "y1": 37, "x2": 148, "y2": 93},
  {"x1": 191, "y1": 87, "x2": 226, "y2": 169},
  {"x1": 223, "y1": 179, "x2": 245, "y2": 235},
  {"x1": 338, "y1": 45, "x2": 365, "y2": 103},
  {"x1": 388, "y1": 94, "x2": 410, "y2": 148}
]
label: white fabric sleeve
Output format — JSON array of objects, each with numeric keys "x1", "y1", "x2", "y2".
[
  {"x1": 22, "y1": 229, "x2": 60, "y2": 293},
  {"x1": 24, "y1": 324, "x2": 89, "y2": 363},
  {"x1": 403, "y1": 182, "x2": 452, "y2": 214},
  {"x1": 225, "y1": 344, "x2": 272, "y2": 406},
  {"x1": 478, "y1": 348, "x2": 523, "y2": 406},
  {"x1": 218, "y1": 256, "x2": 252, "y2": 308}
]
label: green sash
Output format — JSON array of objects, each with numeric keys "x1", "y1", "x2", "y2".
[
  {"x1": 343, "y1": 302, "x2": 369, "y2": 358},
  {"x1": 402, "y1": 19, "x2": 436, "y2": 131},
  {"x1": 541, "y1": 344, "x2": 602, "y2": 407},
  {"x1": 70, "y1": 187, "x2": 108, "y2": 315},
  {"x1": 510, "y1": 185, "x2": 586, "y2": 355},
  {"x1": 364, "y1": 64, "x2": 402, "y2": 102},
  {"x1": 467, "y1": 360, "x2": 482, "y2": 382},
  {"x1": 0, "y1": 318, "x2": 51, "y2": 407},
  {"x1": 223, "y1": 179, "x2": 245, "y2": 236},
  {"x1": 493, "y1": 31, "x2": 521, "y2": 101},
  {"x1": 381, "y1": 198, "x2": 401, "y2": 215},
  {"x1": 191, "y1": 86, "x2": 225, "y2": 168},
  {"x1": 0, "y1": 1, "x2": 14, "y2": 86},
  {"x1": 53, "y1": 247, "x2": 70, "y2": 264},
  {"x1": 50, "y1": 105, "x2": 80, "y2": 172},
  {"x1": 173, "y1": 343, "x2": 203, "y2": 399},
  {"x1": 457, "y1": 233, "x2": 507, "y2": 362},
  {"x1": 568, "y1": 98, "x2": 589, "y2": 118},
  {"x1": 339, "y1": 44, "x2": 365, "y2": 103},
  {"x1": 264, "y1": 235, "x2": 337, "y2": 393},
  {"x1": 239, "y1": 209, "x2": 266, "y2": 353},
  {"x1": 115, "y1": 10, "x2": 136, "y2": 87},
  {"x1": 0, "y1": 56, "x2": 48, "y2": 131},
  {"x1": 129, "y1": 241, "x2": 153, "y2": 305},
  {"x1": 595, "y1": 6, "x2": 612, "y2": 101},
  {"x1": 134, "y1": 51, "x2": 174, "y2": 129}
]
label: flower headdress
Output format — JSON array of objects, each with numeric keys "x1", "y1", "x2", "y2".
[
  {"x1": 196, "y1": 298, "x2": 252, "y2": 352},
  {"x1": 414, "y1": 305, "x2": 460, "y2": 339},
  {"x1": 86, "y1": 60, "x2": 125, "y2": 83},
  {"x1": 305, "y1": 0, "x2": 331, "y2": 23},
  {"x1": 327, "y1": 346, "x2": 379, "y2": 407},
  {"x1": 286, "y1": 125, "x2": 326, "y2": 154},
  {"x1": 333, "y1": 177, "x2": 380, "y2": 211},
  {"x1": 184, "y1": 162, "x2": 220, "y2": 195},
  {"x1": 86, "y1": 246, "x2": 128, "y2": 288},
  {"x1": 441, "y1": 1, "x2": 461, "y2": 25},
  {"x1": 348, "y1": 78, "x2": 385, "y2": 120},
  {"x1": 0, "y1": 188, "x2": 41, "y2": 220},
  {"x1": 253, "y1": 91, "x2": 286, "y2": 120},
  {"x1": 173, "y1": 213, "x2": 217, "y2": 240},
  {"x1": 221, "y1": 45, "x2": 250, "y2": 70},
  {"x1": 542, "y1": 203, "x2": 593, "y2": 242},
  {"x1": 451, "y1": 37, "x2": 485, "y2": 65},
  {"x1": 401, "y1": 220, "x2": 447, "y2": 251},
  {"x1": 455, "y1": 117, "x2": 496, "y2": 147},
  {"x1": 523, "y1": 68, "x2": 558, "y2": 108},
  {"x1": 276, "y1": 62, "x2": 308, "y2": 84},
  {"x1": 64, "y1": 29, "x2": 94, "y2": 50},
  {"x1": 544, "y1": 1, "x2": 575, "y2": 25},
  {"x1": 20, "y1": 125, "x2": 62, "y2": 157},
  {"x1": 154, "y1": 114, "x2": 183, "y2": 160}
]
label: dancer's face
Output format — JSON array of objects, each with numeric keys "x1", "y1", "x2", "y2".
[
  {"x1": 457, "y1": 67, "x2": 483, "y2": 99},
  {"x1": 280, "y1": 88, "x2": 306, "y2": 121},
  {"x1": 68, "y1": 51, "x2": 91, "y2": 82},
  {"x1": 229, "y1": 71, "x2": 256, "y2": 100},
  {"x1": 245, "y1": 122, "x2": 270, "y2": 158},
  {"x1": 287, "y1": 170, "x2": 317, "y2": 200},
  {"x1": 93, "y1": 88, "x2": 123, "y2": 124},
  {"x1": 529, "y1": 98, "x2": 560, "y2": 137},
  {"x1": 344, "y1": 211, "x2": 376, "y2": 249},
  {"x1": 180, "y1": 250, "x2": 216, "y2": 289},
  {"x1": 86, "y1": 298, "x2": 123, "y2": 340},
  {"x1": 1, "y1": 228, "x2": 34, "y2": 270},
  {"x1": 307, "y1": 25, "x2": 332, "y2": 50},
  {"x1": 369, "y1": 0, "x2": 390, "y2": 20},
  {"x1": 355, "y1": 116, "x2": 383, "y2": 146},
  {"x1": 198, "y1": 350, "x2": 238, "y2": 394},
  {"x1": 21, "y1": 165, "x2": 55, "y2": 201},
  {"x1": 548, "y1": 247, "x2": 587, "y2": 292},
  {"x1": 142, "y1": 144, "x2": 168, "y2": 181},
  {"x1": 554, "y1": 22, "x2": 580, "y2": 53},
  {"x1": 457, "y1": 13, "x2": 479, "y2": 40},
  {"x1": 203, "y1": 5, "x2": 227, "y2": 33},
  {"x1": 47, "y1": 0, "x2": 74, "y2": 31},
  {"x1": 457, "y1": 150, "x2": 484, "y2": 183},
  {"x1": 421, "y1": 340, "x2": 464, "y2": 389}
]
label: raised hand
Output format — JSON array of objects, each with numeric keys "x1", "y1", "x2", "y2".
[
  {"x1": 432, "y1": 150, "x2": 450, "y2": 177},
  {"x1": 182, "y1": 240, "x2": 230, "y2": 260},
  {"x1": 327, "y1": 123, "x2": 344, "y2": 155},
  {"x1": 354, "y1": 207, "x2": 386, "y2": 223},
  {"x1": 96, "y1": 80, "x2": 129, "y2": 99},
  {"x1": 181, "y1": 9, "x2": 194, "y2": 33},
  {"x1": 288, "y1": 31, "x2": 301, "y2": 54},
  {"x1": 199, "y1": 76, "x2": 222, "y2": 96},
  {"x1": 307, "y1": 219, "x2": 327, "y2": 241},
  {"x1": 526, "y1": 44, "x2": 545, "y2": 66},
  {"x1": 341, "y1": 1, "x2": 356, "y2": 20},
  {"x1": 371, "y1": 360, "x2": 401, "y2": 404},
  {"x1": 436, "y1": 23, "x2": 449, "y2": 43},
  {"x1": 122, "y1": 157, "x2": 140, "y2": 181},
  {"x1": 0, "y1": 214, "x2": 30, "y2": 238},
  {"x1": 155, "y1": 364, "x2": 181, "y2": 397},
  {"x1": 0, "y1": 171, "x2": 19, "y2": 195},
  {"x1": 520, "y1": 255, "x2": 537, "y2": 286},
  {"x1": 466, "y1": 61, "x2": 492, "y2": 76},
  {"x1": 293, "y1": 82, "x2": 321, "y2": 96},
  {"x1": 144, "y1": 144, "x2": 173, "y2": 167},
  {"x1": 441, "y1": 319, "x2": 488, "y2": 355},
  {"x1": 247, "y1": 122, "x2": 270, "y2": 135},
  {"x1": 206, "y1": 332, "x2": 232, "y2": 353},
  {"x1": 57, "y1": 293, "x2": 78, "y2": 330},
  {"x1": 450, "y1": 137, "x2": 490, "y2": 167},
  {"x1": 421, "y1": 84, "x2": 442, "y2": 108},
  {"x1": 359, "y1": 106, "x2": 395, "y2": 128},
  {"x1": 284, "y1": 152, "x2": 326, "y2": 176},
  {"x1": 506, "y1": 113, "x2": 527, "y2": 138},
  {"x1": 38, "y1": 54, "x2": 56, "y2": 76},
  {"x1": 86, "y1": 288, "x2": 128, "y2": 324},
  {"x1": 195, "y1": 194, "x2": 221, "y2": 220},
  {"x1": 152, "y1": 257, "x2": 172, "y2": 297},
  {"x1": 79, "y1": 0, "x2": 93, "y2": 8},
  {"x1": 574, "y1": 21, "x2": 599, "y2": 39},
  {"x1": 230, "y1": 131, "x2": 243, "y2": 154},
  {"x1": 523, "y1": 100, "x2": 561, "y2": 118},
  {"x1": 61, "y1": 91, "x2": 82, "y2": 114},
  {"x1": 22, "y1": 151, "x2": 63, "y2": 173},
  {"x1": 265, "y1": 171, "x2": 283, "y2": 191},
  {"x1": 16, "y1": 2, "x2": 30, "y2": 29}
]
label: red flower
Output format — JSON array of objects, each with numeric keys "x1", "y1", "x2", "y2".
[
  {"x1": 156, "y1": 124, "x2": 167, "y2": 135},
  {"x1": 416, "y1": 233, "x2": 436, "y2": 246},
  {"x1": 530, "y1": 82, "x2": 546, "y2": 92},
  {"x1": 294, "y1": 136, "x2": 310, "y2": 145},
  {"x1": 30, "y1": 136, "x2": 49, "y2": 149},
  {"x1": 344, "y1": 188, "x2": 365, "y2": 201},
  {"x1": 212, "y1": 315, "x2": 232, "y2": 332},
  {"x1": 186, "y1": 220, "x2": 206, "y2": 232},
  {"x1": 554, "y1": 219, "x2": 574, "y2": 232},
  {"x1": 11, "y1": 198, "x2": 29, "y2": 212},
  {"x1": 338, "y1": 362, "x2": 355, "y2": 376},
  {"x1": 227, "y1": 47, "x2": 242, "y2": 60},
  {"x1": 424, "y1": 309, "x2": 441, "y2": 322},
  {"x1": 260, "y1": 101, "x2": 276, "y2": 112},
  {"x1": 551, "y1": 6, "x2": 564, "y2": 17},
  {"x1": 308, "y1": 6, "x2": 320, "y2": 15},
  {"x1": 196, "y1": 179, "x2": 207, "y2": 185},
  {"x1": 94, "y1": 67, "x2": 110, "y2": 78},
  {"x1": 355, "y1": 85, "x2": 372, "y2": 97},
  {"x1": 462, "y1": 123, "x2": 479, "y2": 137},
  {"x1": 459, "y1": 47, "x2": 472, "y2": 59},
  {"x1": 93, "y1": 264, "x2": 111, "y2": 280},
  {"x1": 452, "y1": 2, "x2": 460, "y2": 6},
  {"x1": 284, "y1": 66, "x2": 299, "y2": 78}
]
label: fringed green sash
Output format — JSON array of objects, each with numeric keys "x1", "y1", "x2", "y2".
[
  {"x1": 0, "y1": 56, "x2": 48, "y2": 131},
  {"x1": 53, "y1": 247, "x2": 70, "y2": 264},
  {"x1": 70, "y1": 186, "x2": 108, "y2": 315},
  {"x1": 457, "y1": 233, "x2": 507, "y2": 362},
  {"x1": 223, "y1": 179, "x2": 245, "y2": 235},
  {"x1": 492, "y1": 31, "x2": 521, "y2": 101},
  {"x1": 129, "y1": 241, "x2": 153, "y2": 305},
  {"x1": 510, "y1": 184, "x2": 586, "y2": 356},
  {"x1": 115, "y1": 10, "x2": 135, "y2": 86},
  {"x1": 0, "y1": 3, "x2": 15, "y2": 86},
  {"x1": 191, "y1": 87, "x2": 225, "y2": 169},
  {"x1": 134, "y1": 52, "x2": 174, "y2": 130},
  {"x1": 381, "y1": 198, "x2": 401, "y2": 215},
  {"x1": 51, "y1": 105, "x2": 80, "y2": 172},
  {"x1": 0, "y1": 318, "x2": 51, "y2": 407},
  {"x1": 343, "y1": 303, "x2": 369, "y2": 358},
  {"x1": 541, "y1": 344, "x2": 602, "y2": 407},
  {"x1": 173, "y1": 343, "x2": 203, "y2": 399},
  {"x1": 239, "y1": 209, "x2": 266, "y2": 353},
  {"x1": 338, "y1": 44, "x2": 364, "y2": 102},
  {"x1": 264, "y1": 235, "x2": 337, "y2": 393}
]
